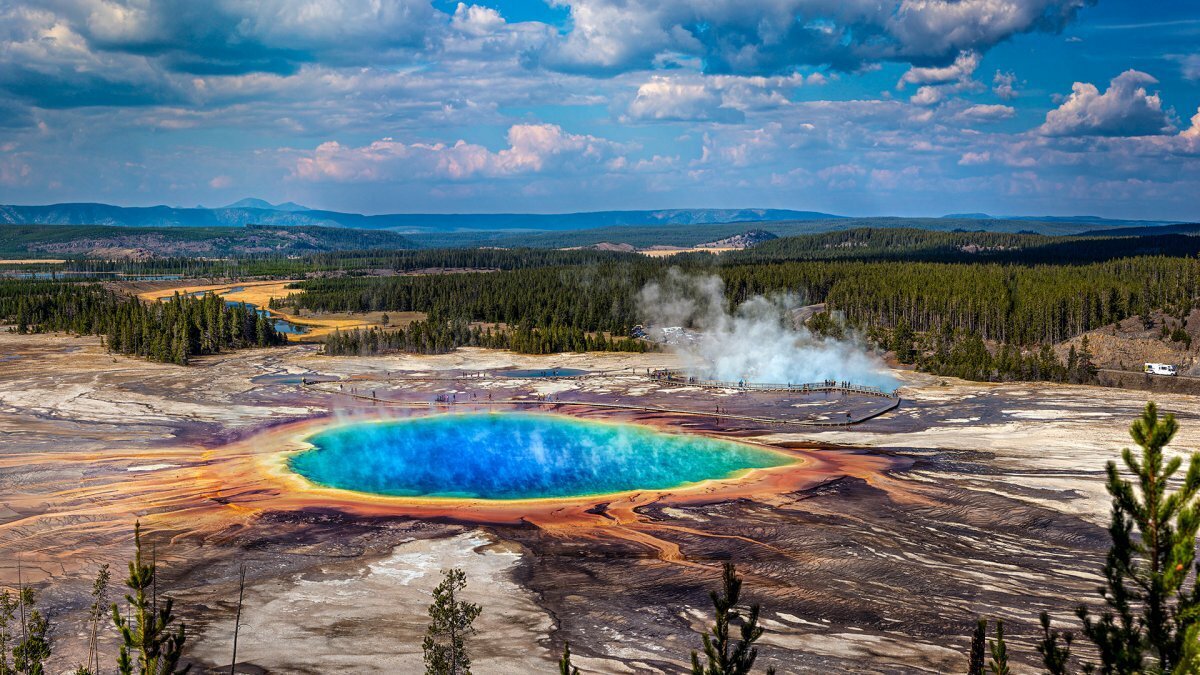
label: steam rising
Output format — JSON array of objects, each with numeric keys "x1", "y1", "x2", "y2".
[
  {"x1": 290, "y1": 413, "x2": 790, "y2": 499},
  {"x1": 638, "y1": 270, "x2": 898, "y2": 391}
]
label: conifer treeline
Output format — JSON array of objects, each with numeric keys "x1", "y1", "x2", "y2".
[
  {"x1": 281, "y1": 256, "x2": 1200, "y2": 348},
  {"x1": 724, "y1": 257, "x2": 1199, "y2": 344},
  {"x1": 0, "y1": 280, "x2": 285, "y2": 364},
  {"x1": 55, "y1": 246, "x2": 639, "y2": 278},
  {"x1": 724, "y1": 227, "x2": 1200, "y2": 265},
  {"x1": 323, "y1": 319, "x2": 647, "y2": 356},
  {"x1": 43, "y1": 226, "x2": 1200, "y2": 279},
  {"x1": 915, "y1": 330, "x2": 1098, "y2": 383},
  {"x1": 277, "y1": 263, "x2": 655, "y2": 336}
]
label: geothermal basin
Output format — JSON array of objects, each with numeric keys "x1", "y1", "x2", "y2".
[{"x1": 288, "y1": 413, "x2": 794, "y2": 501}]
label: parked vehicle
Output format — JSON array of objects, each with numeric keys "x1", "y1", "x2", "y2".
[{"x1": 1144, "y1": 362, "x2": 1178, "y2": 376}]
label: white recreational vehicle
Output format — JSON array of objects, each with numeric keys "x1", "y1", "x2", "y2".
[{"x1": 1144, "y1": 362, "x2": 1178, "y2": 376}]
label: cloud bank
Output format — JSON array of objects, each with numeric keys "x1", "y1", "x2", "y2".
[
  {"x1": 292, "y1": 124, "x2": 624, "y2": 182},
  {"x1": 542, "y1": 0, "x2": 1095, "y2": 75},
  {"x1": 0, "y1": 0, "x2": 1198, "y2": 219}
]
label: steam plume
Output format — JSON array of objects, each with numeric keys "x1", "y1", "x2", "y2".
[{"x1": 637, "y1": 270, "x2": 898, "y2": 391}]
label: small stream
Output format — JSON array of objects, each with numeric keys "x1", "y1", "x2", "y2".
[
  {"x1": 224, "y1": 300, "x2": 309, "y2": 335},
  {"x1": 180, "y1": 289, "x2": 309, "y2": 334}
]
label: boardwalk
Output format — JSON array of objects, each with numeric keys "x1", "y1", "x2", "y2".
[
  {"x1": 647, "y1": 369, "x2": 898, "y2": 399},
  {"x1": 302, "y1": 370, "x2": 902, "y2": 427}
]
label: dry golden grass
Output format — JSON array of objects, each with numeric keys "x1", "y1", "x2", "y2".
[
  {"x1": 0, "y1": 259, "x2": 67, "y2": 264},
  {"x1": 136, "y1": 280, "x2": 418, "y2": 341},
  {"x1": 638, "y1": 247, "x2": 735, "y2": 258}
]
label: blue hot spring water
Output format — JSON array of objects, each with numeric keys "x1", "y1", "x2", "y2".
[
  {"x1": 504, "y1": 368, "x2": 589, "y2": 378},
  {"x1": 288, "y1": 413, "x2": 793, "y2": 500}
]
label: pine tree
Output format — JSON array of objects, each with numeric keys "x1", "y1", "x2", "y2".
[
  {"x1": 1033, "y1": 402, "x2": 1200, "y2": 673},
  {"x1": 78, "y1": 564, "x2": 111, "y2": 675},
  {"x1": 112, "y1": 522, "x2": 190, "y2": 675},
  {"x1": 0, "y1": 591, "x2": 16, "y2": 675},
  {"x1": 988, "y1": 620, "x2": 1009, "y2": 675},
  {"x1": 967, "y1": 618, "x2": 986, "y2": 675},
  {"x1": 1177, "y1": 621, "x2": 1200, "y2": 673},
  {"x1": 423, "y1": 569, "x2": 481, "y2": 675},
  {"x1": 890, "y1": 321, "x2": 915, "y2": 363},
  {"x1": 690, "y1": 562, "x2": 775, "y2": 675},
  {"x1": 1037, "y1": 612, "x2": 1073, "y2": 675},
  {"x1": 1075, "y1": 336, "x2": 1097, "y2": 383},
  {"x1": 11, "y1": 586, "x2": 50, "y2": 675},
  {"x1": 559, "y1": 642, "x2": 580, "y2": 675}
]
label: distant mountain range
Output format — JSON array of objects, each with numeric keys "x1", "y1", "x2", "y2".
[
  {"x1": 222, "y1": 197, "x2": 311, "y2": 212},
  {"x1": 942, "y1": 213, "x2": 1181, "y2": 228},
  {"x1": 2, "y1": 213, "x2": 1197, "y2": 258},
  {"x1": 0, "y1": 202, "x2": 1191, "y2": 253},
  {"x1": 0, "y1": 202, "x2": 842, "y2": 232},
  {"x1": 0, "y1": 223, "x2": 414, "y2": 259},
  {"x1": 1078, "y1": 222, "x2": 1200, "y2": 237}
]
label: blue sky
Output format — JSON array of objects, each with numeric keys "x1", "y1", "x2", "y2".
[{"x1": 0, "y1": 1, "x2": 1198, "y2": 218}]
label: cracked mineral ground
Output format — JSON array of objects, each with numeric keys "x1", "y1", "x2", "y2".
[{"x1": 4, "y1": 331, "x2": 1197, "y2": 673}]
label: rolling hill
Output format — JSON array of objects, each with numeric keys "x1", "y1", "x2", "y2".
[
  {"x1": 0, "y1": 224, "x2": 414, "y2": 259},
  {"x1": 0, "y1": 203, "x2": 840, "y2": 232}
]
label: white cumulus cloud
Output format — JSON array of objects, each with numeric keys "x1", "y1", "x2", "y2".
[
  {"x1": 1039, "y1": 70, "x2": 1175, "y2": 137},
  {"x1": 955, "y1": 104, "x2": 1016, "y2": 123},
  {"x1": 451, "y1": 3, "x2": 506, "y2": 36},
  {"x1": 993, "y1": 70, "x2": 1018, "y2": 99},
  {"x1": 541, "y1": 0, "x2": 1093, "y2": 75},
  {"x1": 292, "y1": 124, "x2": 625, "y2": 182},
  {"x1": 898, "y1": 51, "x2": 980, "y2": 88},
  {"x1": 628, "y1": 77, "x2": 743, "y2": 122}
]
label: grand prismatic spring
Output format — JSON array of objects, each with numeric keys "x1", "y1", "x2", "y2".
[{"x1": 288, "y1": 413, "x2": 795, "y2": 500}]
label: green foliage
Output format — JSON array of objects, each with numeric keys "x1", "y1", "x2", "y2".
[
  {"x1": 690, "y1": 562, "x2": 775, "y2": 675},
  {"x1": 966, "y1": 619, "x2": 1011, "y2": 675},
  {"x1": 0, "y1": 281, "x2": 285, "y2": 364},
  {"x1": 890, "y1": 321, "x2": 915, "y2": 363},
  {"x1": 1178, "y1": 621, "x2": 1200, "y2": 673},
  {"x1": 82, "y1": 564, "x2": 111, "y2": 675},
  {"x1": 968, "y1": 619, "x2": 986, "y2": 675},
  {"x1": 324, "y1": 320, "x2": 647, "y2": 356},
  {"x1": 559, "y1": 642, "x2": 580, "y2": 675},
  {"x1": 279, "y1": 262, "x2": 656, "y2": 337},
  {"x1": 9, "y1": 586, "x2": 50, "y2": 675},
  {"x1": 1070, "y1": 337, "x2": 1098, "y2": 384},
  {"x1": 806, "y1": 311, "x2": 845, "y2": 340},
  {"x1": 0, "y1": 591, "x2": 14, "y2": 675},
  {"x1": 1032, "y1": 402, "x2": 1200, "y2": 673},
  {"x1": 0, "y1": 223, "x2": 414, "y2": 259},
  {"x1": 423, "y1": 569, "x2": 481, "y2": 675},
  {"x1": 281, "y1": 254, "x2": 1199, "y2": 373},
  {"x1": 989, "y1": 620, "x2": 1010, "y2": 675},
  {"x1": 918, "y1": 331, "x2": 1081, "y2": 384},
  {"x1": 13, "y1": 231, "x2": 1200, "y2": 372},
  {"x1": 728, "y1": 228, "x2": 1200, "y2": 266},
  {"x1": 1038, "y1": 612, "x2": 1073, "y2": 675},
  {"x1": 48, "y1": 245, "x2": 638, "y2": 278},
  {"x1": 112, "y1": 522, "x2": 190, "y2": 675}
]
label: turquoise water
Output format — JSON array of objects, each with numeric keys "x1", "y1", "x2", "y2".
[
  {"x1": 505, "y1": 368, "x2": 589, "y2": 378},
  {"x1": 288, "y1": 413, "x2": 793, "y2": 500},
  {"x1": 222, "y1": 300, "x2": 309, "y2": 334}
]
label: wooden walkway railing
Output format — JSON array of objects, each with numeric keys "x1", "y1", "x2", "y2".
[
  {"x1": 648, "y1": 370, "x2": 898, "y2": 399},
  {"x1": 303, "y1": 381, "x2": 901, "y2": 427}
]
